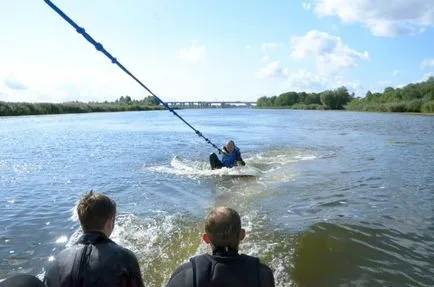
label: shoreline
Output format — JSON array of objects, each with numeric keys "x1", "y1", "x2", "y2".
[
  {"x1": 254, "y1": 106, "x2": 434, "y2": 115},
  {"x1": 1, "y1": 108, "x2": 433, "y2": 117}
]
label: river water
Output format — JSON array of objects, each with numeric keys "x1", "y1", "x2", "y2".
[{"x1": 0, "y1": 109, "x2": 433, "y2": 286}]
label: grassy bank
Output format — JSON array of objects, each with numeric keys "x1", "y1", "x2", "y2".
[
  {"x1": 0, "y1": 95, "x2": 167, "y2": 117},
  {"x1": 346, "y1": 99, "x2": 434, "y2": 113},
  {"x1": 0, "y1": 101, "x2": 164, "y2": 117},
  {"x1": 256, "y1": 77, "x2": 434, "y2": 114}
]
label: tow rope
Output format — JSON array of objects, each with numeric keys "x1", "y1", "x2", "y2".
[{"x1": 44, "y1": 0, "x2": 222, "y2": 153}]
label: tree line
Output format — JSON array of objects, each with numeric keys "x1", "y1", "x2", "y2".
[
  {"x1": 256, "y1": 86, "x2": 354, "y2": 110},
  {"x1": 347, "y1": 77, "x2": 434, "y2": 113},
  {"x1": 3, "y1": 77, "x2": 433, "y2": 116},
  {"x1": 0, "y1": 96, "x2": 162, "y2": 117},
  {"x1": 256, "y1": 77, "x2": 434, "y2": 113}
]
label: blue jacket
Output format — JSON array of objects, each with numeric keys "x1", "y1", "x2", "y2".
[{"x1": 221, "y1": 146, "x2": 242, "y2": 168}]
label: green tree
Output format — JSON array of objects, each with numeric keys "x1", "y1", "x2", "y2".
[
  {"x1": 320, "y1": 90, "x2": 334, "y2": 109},
  {"x1": 276, "y1": 92, "x2": 299, "y2": 106},
  {"x1": 142, "y1": 95, "x2": 160, "y2": 106}
]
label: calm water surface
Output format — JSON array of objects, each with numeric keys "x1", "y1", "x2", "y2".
[{"x1": 1, "y1": 109, "x2": 433, "y2": 286}]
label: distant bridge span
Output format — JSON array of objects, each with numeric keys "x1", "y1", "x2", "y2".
[{"x1": 165, "y1": 101, "x2": 256, "y2": 108}]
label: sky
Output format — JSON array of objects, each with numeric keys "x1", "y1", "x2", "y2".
[{"x1": 1, "y1": 0, "x2": 434, "y2": 103}]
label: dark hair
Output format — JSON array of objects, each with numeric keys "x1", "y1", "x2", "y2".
[
  {"x1": 205, "y1": 207, "x2": 241, "y2": 249},
  {"x1": 77, "y1": 191, "x2": 116, "y2": 232}
]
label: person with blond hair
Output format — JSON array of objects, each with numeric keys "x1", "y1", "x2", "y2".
[{"x1": 209, "y1": 140, "x2": 246, "y2": 169}]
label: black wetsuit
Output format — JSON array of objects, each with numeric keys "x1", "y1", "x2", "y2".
[
  {"x1": 166, "y1": 248, "x2": 275, "y2": 287},
  {"x1": 44, "y1": 231, "x2": 144, "y2": 287},
  {"x1": 0, "y1": 274, "x2": 45, "y2": 287}
]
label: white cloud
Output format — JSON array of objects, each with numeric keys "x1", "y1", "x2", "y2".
[
  {"x1": 256, "y1": 63, "x2": 366, "y2": 96},
  {"x1": 256, "y1": 31, "x2": 367, "y2": 96},
  {"x1": 0, "y1": 66, "x2": 69, "y2": 102},
  {"x1": 291, "y1": 30, "x2": 369, "y2": 74},
  {"x1": 4, "y1": 78, "x2": 27, "y2": 90},
  {"x1": 394, "y1": 73, "x2": 433, "y2": 90},
  {"x1": 257, "y1": 61, "x2": 288, "y2": 79},
  {"x1": 332, "y1": 75, "x2": 362, "y2": 90},
  {"x1": 392, "y1": 69, "x2": 400, "y2": 76},
  {"x1": 178, "y1": 41, "x2": 206, "y2": 63},
  {"x1": 311, "y1": 0, "x2": 434, "y2": 36},
  {"x1": 422, "y1": 72, "x2": 434, "y2": 81},
  {"x1": 0, "y1": 82, "x2": 69, "y2": 103},
  {"x1": 302, "y1": 2, "x2": 312, "y2": 10},
  {"x1": 0, "y1": 60, "x2": 135, "y2": 103},
  {"x1": 261, "y1": 42, "x2": 281, "y2": 62},
  {"x1": 421, "y1": 58, "x2": 434, "y2": 69},
  {"x1": 279, "y1": 70, "x2": 364, "y2": 96},
  {"x1": 284, "y1": 69, "x2": 327, "y2": 91}
]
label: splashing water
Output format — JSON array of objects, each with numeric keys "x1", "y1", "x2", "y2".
[{"x1": 147, "y1": 148, "x2": 318, "y2": 183}]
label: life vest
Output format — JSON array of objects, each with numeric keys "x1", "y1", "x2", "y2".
[
  {"x1": 190, "y1": 249, "x2": 261, "y2": 287},
  {"x1": 221, "y1": 146, "x2": 241, "y2": 168}
]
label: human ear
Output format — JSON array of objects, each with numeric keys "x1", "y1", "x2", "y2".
[
  {"x1": 239, "y1": 229, "x2": 246, "y2": 241},
  {"x1": 105, "y1": 216, "x2": 115, "y2": 236},
  {"x1": 202, "y1": 233, "x2": 211, "y2": 244}
]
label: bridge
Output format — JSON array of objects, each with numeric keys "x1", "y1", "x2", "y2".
[{"x1": 164, "y1": 101, "x2": 256, "y2": 108}]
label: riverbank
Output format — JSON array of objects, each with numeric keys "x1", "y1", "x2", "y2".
[
  {"x1": 255, "y1": 77, "x2": 434, "y2": 114},
  {"x1": 255, "y1": 103, "x2": 434, "y2": 114},
  {"x1": 0, "y1": 101, "x2": 164, "y2": 117},
  {"x1": 345, "y1": 99, "x2": 434, "y2": 113}
]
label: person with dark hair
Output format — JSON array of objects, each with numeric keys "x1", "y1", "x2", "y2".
[
  {"x1": 44, "y1": 191, "x2": 144, "y2": 287},
  {"x1": 166, "y1": 207, "x2": 275, "y2": 287},
  {"x1": 209, "y1": 140, "x2": 246, "y2": 170}
]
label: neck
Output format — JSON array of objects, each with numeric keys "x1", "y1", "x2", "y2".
[
  {"x1": 78, "y1": 230, "x2": 110, "y2": 245},
  {"x1": 83, "y1": 230, "x2": 107, "y2": 237},
  {"x1": 212, "y1": 246, "x2": 239, "y2": 256}
]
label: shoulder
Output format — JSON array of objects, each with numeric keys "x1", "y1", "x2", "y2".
[
  {"x1": 166, "y1": 261, "x2": 194, "y2": 287},
  {"x1": 172, "y1": 261, "x2": 193, "y2": 276},
  {"x1": 96, "y1": 241, "x2": 143, "y2": 286},
  {"x1": 111, "y1": 244, "x2": 141, "y2": 269},
  {"x1": 115, "y1": 246, "x2": 144, "y2": 286},
  {"x1": 100, "y1": 238, "x2": 131, "y2": 256},
  {"x1": 44, "y1": 259, "x2": 59, "y2": 286},
  {"x1": 117, "y1": 244, "x2": 138, "y2": 259},
  {"x1": 259, "y1": 263, "x2": 275, "y2": 287},
  {"x1": 239, "y1": 254, "x2": 274, "y2": 286},
  {"x1": 259, "y1": 263, "x2": 274, "y2": 276},
  {"x1": 44, "y1": 245, "x2": 82, "y2": 285},
  {"x1": 46, "y1": 243, "x2": 87, "y2": 270},
  {"x1": 52, "y1": 244, "x2": 83, "y2": 265}
]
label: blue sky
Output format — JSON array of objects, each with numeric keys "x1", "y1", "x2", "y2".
[{"x1": 1, "y1": 0, "x2": 434, "y2": 103}]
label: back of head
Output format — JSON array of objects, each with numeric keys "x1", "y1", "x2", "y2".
[
  {"x1": 205, "y1": 207, "x2": 241, "y2": 250},
  {"x1": 77, "y1": 191, "x2": 116, "y2": 232}
]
